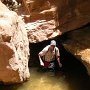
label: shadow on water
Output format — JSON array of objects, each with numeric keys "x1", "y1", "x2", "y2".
[{"x1": 0, "y1": 30, "x2": 90, "y2": 90}]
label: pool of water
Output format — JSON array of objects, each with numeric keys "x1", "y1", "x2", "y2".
[
  {"x1": 0, "y1": 67, "x2": 68, "y2": 90},
  {"x1": 0, "y1": 66, "x2": 90, "y2": 90},
  {"x1": 15, "y1": 68, "x2": 69, "y2": 90}
]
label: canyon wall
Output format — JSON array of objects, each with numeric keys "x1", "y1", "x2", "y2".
[
  {"x1": 25, "y1": 0, "x2": 90, "y2": 43},
  {"x1": 63, "y1": 25, "x2": 90, "y2": 75},
  {"x1": 0, "y1": 1, "x2": 30, "y2": 84},
  {"x1": 26, "y1": 0, "x2": 90, "y2": 75}
]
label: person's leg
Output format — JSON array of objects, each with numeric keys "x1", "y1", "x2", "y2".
[{"x1": 48, "y1": 61, "x2": 55, "y2": 76}]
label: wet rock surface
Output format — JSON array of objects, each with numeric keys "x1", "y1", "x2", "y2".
[{"x1": 0, "y1": 1, "x2": 30, "y2": 84}]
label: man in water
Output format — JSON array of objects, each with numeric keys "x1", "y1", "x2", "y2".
[{"x1": 38, "y1": 40, "x2": 62, "y2": 74}]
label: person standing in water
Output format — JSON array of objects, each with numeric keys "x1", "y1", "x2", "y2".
[{"x1": 38, "y1": 40, "x2": 62, "y2": 74}]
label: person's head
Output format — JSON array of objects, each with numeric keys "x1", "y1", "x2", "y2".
[{"x1": 50, "y1": 40, "x2": 56, "y2": 50}]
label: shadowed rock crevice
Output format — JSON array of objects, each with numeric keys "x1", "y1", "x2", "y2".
[{"x1": 62, "y1": 23, "x2": 90, "y2": 75}]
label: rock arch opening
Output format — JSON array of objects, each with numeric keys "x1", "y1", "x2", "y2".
[{"x1": 29, "y1": 36, "x2": 88, "y2": 75}]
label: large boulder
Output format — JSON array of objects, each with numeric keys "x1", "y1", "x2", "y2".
[
  {"x1": 0, "y1": 1, "x2": 30, "y2": 84},
  {"x1": 63, "y1": 24, "x2": 90, "y2": 75},
  {"x1": 25, "y1": 0, "x2": 90, "y2": 43}
]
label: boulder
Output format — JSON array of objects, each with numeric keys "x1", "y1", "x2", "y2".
[
  {"x1": 63, "y1": 25, "x2": 90, "y2": 75},
  {"x1": 0, "y1": 1, "x2": 30, "y2": 84}
]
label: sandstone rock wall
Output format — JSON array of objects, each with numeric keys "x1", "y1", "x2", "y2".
[
  {"x1": 25, "y1": 0, "x2": 61, "y2": 43},
  {"x1": 0, "y1": 1, "x2": 30, "y2": 83},
  {"x1": 15, "y1": 0, "x2": 90, "y2": 43},
  {"x1": 3, "y1": 0, "x2": 90, "y2": 43},
  {"x1": 57, "y1": 0, "x2": 90, "y2": 32},
  {"x1": 25, "y1": 0, "x2": 90, "y2": 43},
  {"x1": 63, "y1": 25, "x2": 90, "y2": 75}
]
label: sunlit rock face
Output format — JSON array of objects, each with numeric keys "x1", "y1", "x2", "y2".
[
  {"x1": 0, "y1": 1, "x2": 30, "y2": 84},
  {"x1": 63, "y1": 24, "x2": 90, "y2": 75},
  {"x1": 26, "y1": 0, "x2": 61, "y2": 43},
  {"x1": 26, "y1": 0, "x2": 90, "y2": 43}
]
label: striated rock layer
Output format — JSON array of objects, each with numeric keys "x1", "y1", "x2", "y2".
[
  {"x1": 63, "y1": 24, "x2": 90, "y2": 75},
  {"x1": 0, "y1": 1, "x2": 30, "y2": 84}
]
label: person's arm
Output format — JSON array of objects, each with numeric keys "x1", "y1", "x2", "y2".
[
  {"x1": 56, "y1": 47, "x2": 62, "y2": 67},
  {"x1": 38, "y1": 45, "x2": 49, "y2": 66},
  {"x1": 38, "y1": 54, "x2": 44, "y2": 66},
  {"x1": 56, "y1": 56, "x2": 62, "y2": 68}
]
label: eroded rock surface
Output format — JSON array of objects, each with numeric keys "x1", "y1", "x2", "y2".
[
  {"x1": 57, "y1": 0, "x2": 90, "y2": 32},
  {"x1": 24, "y1": 0, "x2": 90, "y2": 43},
  {"x1": 0, "y1": 1, "x2": 30, "y2": 83},
  {"x1": 25, "y1": 0, "x2": 61, "y2": 43},
  {"x1": 63, "y1": 24, "x2": 90, "y2": 75}
]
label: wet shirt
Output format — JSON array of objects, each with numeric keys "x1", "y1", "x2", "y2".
[{"x1": 39, "y1": 45, "x2": 60, "y2": 62}]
